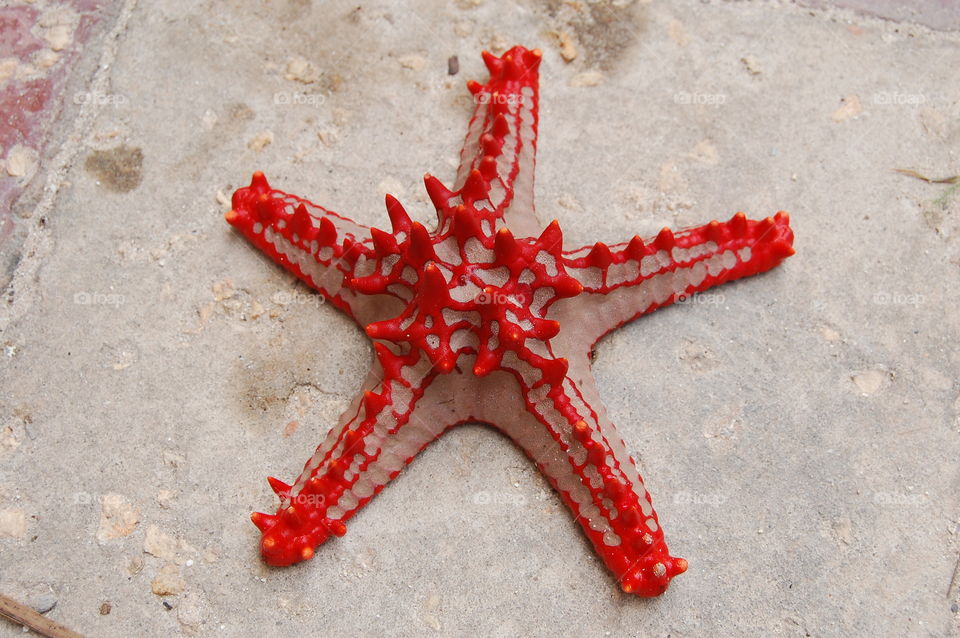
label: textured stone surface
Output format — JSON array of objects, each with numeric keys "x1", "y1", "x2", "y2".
[
  {"x1": 802, "y1": 0, "x2": 960, "y2": 31},
  {"x1": 1, "y1": 0, "x2": 959, "y2": 636},
  {"x1": 0, "y1": 0, "x2": 115, "y2": 290}
]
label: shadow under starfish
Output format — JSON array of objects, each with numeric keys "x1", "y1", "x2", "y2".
[{"x1": 225, "y1": 45, "x2": 795, "y2": 597}]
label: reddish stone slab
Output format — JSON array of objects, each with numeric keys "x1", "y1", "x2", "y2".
[{"x1": 0, "y1": 1, "x2": 114, "y2": 249}]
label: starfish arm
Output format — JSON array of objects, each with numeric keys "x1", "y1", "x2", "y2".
[
  {"x1": 437, "y1": 47, "x2": 542, "y2": 237},
  {"x1": 226, "y1": 172, "x2": 377, "y2": 320},
  {"x1": 483, "y1": 354, "x2": 686, "y2": 596},
  {"x1": 557, "y1": 212, "x2": 795, "y2": 350},
  {"x1": 251, "y1": 347, "x2": 446, "y2": 566}
]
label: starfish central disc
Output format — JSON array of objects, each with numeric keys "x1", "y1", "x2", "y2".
[{"x1": 355, "y1": 219, "x2": 583, "y2": 376}]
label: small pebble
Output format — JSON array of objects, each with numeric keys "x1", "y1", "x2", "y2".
[
  {"x1": 25, "y1": 585, "x2": 57, "y2": 615},
  {"x1": 448, "y1": 55, "x2": 459, "y2": 75},
  {"x1": 831, "y1": 95, "x2": 862, "y2": 122},
  {"x1": 247, "y1": 131, "x2": 274, "y2": 153},
  {"x1": 0, "y1": 509, "x2": 27, "y2": 538},
  {"x1": 551, "y1": 31, "x2": 577, "y2": 62},
  {"x1": 151, "y1": 564, "x2": 186, "y2": 595},
  {"x1": 398, "y1": 54, "x2": 425, "y2": 71},
  {"x1": 32, "y1": 595, "x2": 57, "y2": 615},
  {"x1": 162, "y1": 601, "x2": 173, "y2": 611},
  {"x1": 100, "y1": 601, "x2": 112, "y2": 615}
]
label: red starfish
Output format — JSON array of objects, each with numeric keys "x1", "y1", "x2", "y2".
[{"x1": 226, "y1": 46, "x2": 794, "y2": 597}]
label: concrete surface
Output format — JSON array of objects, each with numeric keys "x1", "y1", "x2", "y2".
[
  {"x1": 1, "y1": 0, "x2": 959, "y2": 636},
  {"x1": 800, "y1": 0, "x2": 960, "y2": 31}
]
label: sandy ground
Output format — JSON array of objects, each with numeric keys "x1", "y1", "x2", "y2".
[{"x1": 1, "y1": 0, "x2": 959, "y2": 636}]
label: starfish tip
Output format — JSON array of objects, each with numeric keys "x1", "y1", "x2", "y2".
[
  {"x1": 250, "y1": 510, "x2": 279, "y2": 531},
  {"x1": 267, "y1": 476, "x2": 292, "y2": 498},
  {"x1": 250, "y1": 171, "x2": 270, "y2": 191}
]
